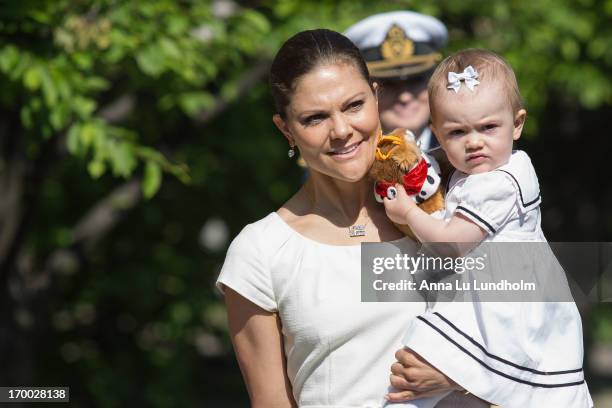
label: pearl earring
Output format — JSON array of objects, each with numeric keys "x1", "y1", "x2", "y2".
[{"x1": 288, "y1": 146, "x2": 295, "y2": 158}]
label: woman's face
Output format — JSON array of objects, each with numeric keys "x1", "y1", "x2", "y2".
[
  {"x1": 377, "y1": 77, "x2": 430, "y2": 134},
  {"x1": 274, "y1": 63, "x2": 380, "y2": 183}
]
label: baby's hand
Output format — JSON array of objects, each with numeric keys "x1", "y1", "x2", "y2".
[{"x1": 382, "y1": 184, "x2": 417, "y2": 225}]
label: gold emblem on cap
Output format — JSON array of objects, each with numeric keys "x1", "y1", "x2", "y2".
[{"x1": 380, "y1": 24, "x2": 414, "y2": 62}]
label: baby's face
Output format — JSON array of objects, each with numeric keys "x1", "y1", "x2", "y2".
[{"x1": 431, "y1": 81, "x2": 526, "y2": 174}]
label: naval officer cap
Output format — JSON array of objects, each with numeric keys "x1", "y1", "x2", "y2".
[{"x1": 344, "y1": 11, "x2": 448, "y2": 79}]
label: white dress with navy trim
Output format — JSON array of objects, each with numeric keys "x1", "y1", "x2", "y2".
[
  {"x1": 444, "y1": 150, "x2": 544, "y2": 242},
  {"x1": 216, "y1": 213, "x2": 480, "y2": 407},
  {"x1": 401, "y1": 151, "x2": 593, "y2": 407}
]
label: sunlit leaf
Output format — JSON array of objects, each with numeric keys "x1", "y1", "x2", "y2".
[{"x1": 143, "y1": 161, "x2": 162, "y2": 199}]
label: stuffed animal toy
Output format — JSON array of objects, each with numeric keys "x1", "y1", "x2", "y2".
[{"x1": 370, "y1": 128, "x2": 445, "y2": 241}]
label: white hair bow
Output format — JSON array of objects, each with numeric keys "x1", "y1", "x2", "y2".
[{"x1": 447, "y1": 66, "x2": 480, "y2": 93}]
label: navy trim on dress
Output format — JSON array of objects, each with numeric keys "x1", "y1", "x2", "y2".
[
  {"x1": 455, "y1": 206, "x2": 496, "y2": 234},
  {"x1": 415, "y1": 315, "x2": 585, "y2": 388},
  {"x1": 432, "y1": 312, "x2": 583, "y2": 375},
  {"x1": 495, "y1": 169, "x2": 541, "y2": 208}
]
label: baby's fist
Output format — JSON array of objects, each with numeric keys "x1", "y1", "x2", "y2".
[{"x1": 383, "y1": 184, "x2": 417, "y2": 225}]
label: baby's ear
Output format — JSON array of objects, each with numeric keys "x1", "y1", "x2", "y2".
[{"x1": 513, "y1": 109, "x2": 527, "y2": 141}]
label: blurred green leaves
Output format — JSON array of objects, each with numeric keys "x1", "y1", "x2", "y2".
[
  {"x1": 5, "y1": 0, "x2": 610, "y2": 181},
  {"x1": 0, "y1": 0, "x2": 276, "y2": 199}
]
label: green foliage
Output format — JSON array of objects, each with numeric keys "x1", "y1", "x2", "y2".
[
  {"x1": 143, "y1": 161, "x2": 162, "y2": 199},
  {"x1": 0, "y1": 0, "x2": 273, "y2": 197},
  {"x1": 593, "y1": 305, "x2": 612, "y2": 342}
]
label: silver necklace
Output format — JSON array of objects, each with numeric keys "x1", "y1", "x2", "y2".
[
  {"x1": 348, "y1": 213, "x2": 371, "y2": 237},
  {"x1": 308, "y1": 190, "x2": 370, "y2": 238},
  {"x1": 348, "y1": 224, "x2": 366, "y2": 237}
]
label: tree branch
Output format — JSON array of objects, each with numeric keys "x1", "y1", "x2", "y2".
[
  {"x1": 0, "y1": 159, "x2": 24, "y2": 267},
  {"x1": 98, "y1": 94, "x2": 135, "y2": 124},
  {"x1": 0, "y1": 133, "x2": 61, "y2": 290},
  {"x1": 10, "y1": 178, "x2": 142, "y2": 300},
  {"x1": 193, "y1": 58, "x2": 271, "y2": 125},
  {"x1": 71, "y1": 178, "x2": 142, "y2": 247},
  {"x1": 96, "y1": 59, "x2": 270, "y2": 128},
  {"x1": 5, "y1": 59, "x2": 271, "y2": 296}
]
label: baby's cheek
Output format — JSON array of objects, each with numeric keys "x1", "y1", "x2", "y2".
[{"x1": 442, "y1": 142, "x2": 463, "y2": 168}]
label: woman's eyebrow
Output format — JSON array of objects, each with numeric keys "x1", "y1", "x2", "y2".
[
  {"x1": 296, "y1": 92, "x2": 367, "y2": 116},
  {"x1": 342, "y1": 92, "x2": 366, "y2": 104},
  {"x1": 297, "y1": 108, "x2": 327, "y2": 117}
]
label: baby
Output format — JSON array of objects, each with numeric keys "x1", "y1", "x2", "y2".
[{"x1": 382, "y1": 50, "x2": 593, "y2": 407}]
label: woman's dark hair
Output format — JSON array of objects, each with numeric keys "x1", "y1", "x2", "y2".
[{"x1": 269, "y1": 29, "x2": 371, "y2": 117}]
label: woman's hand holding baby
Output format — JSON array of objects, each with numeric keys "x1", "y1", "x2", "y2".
[{"x1": 386, "y1": 347, "x2": 461, "y2": 402}]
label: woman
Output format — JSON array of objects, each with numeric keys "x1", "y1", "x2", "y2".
[{"x1": 216, "y1": 29, "x2": 469, "y2": 407}]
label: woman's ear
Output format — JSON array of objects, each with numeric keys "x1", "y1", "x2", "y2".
[
  {"x1": 512, "y1": 109, "x2": 527, "y2": 141},
  {"x1": 273, "y1": 114, "x2": 294, "y2": 145}
]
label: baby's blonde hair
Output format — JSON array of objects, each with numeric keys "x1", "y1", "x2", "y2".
[{"x1": 428, "y1": 49, "x2": 523, "y2": 121}]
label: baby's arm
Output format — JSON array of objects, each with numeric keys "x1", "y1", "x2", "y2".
[{"x1": 383, "y1": 184, "x2": 486, "y2": 244}]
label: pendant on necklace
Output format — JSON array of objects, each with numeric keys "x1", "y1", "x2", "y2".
[{"x1": 348, "y1": 224, "x2": 366, "y2": 237}]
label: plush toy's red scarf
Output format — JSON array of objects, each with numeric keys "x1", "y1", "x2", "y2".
[{"x1": 375, "y1": 158, "x2": 427, "y2": 198}]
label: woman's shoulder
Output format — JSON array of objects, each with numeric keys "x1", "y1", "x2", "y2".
[
  {"x1": 230, "y1": 212, "x2": 291, "y2": 250},
  {"x1": 238, "y1": 212, "x2": 282, "y2": 235},
  {"x1": 219, "y1": 213, "x2": 287, "y2": 312}
]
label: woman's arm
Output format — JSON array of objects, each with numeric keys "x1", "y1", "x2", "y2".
[{"x1": 225, "y1": 287, "x2": 297, "y2": 408}]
